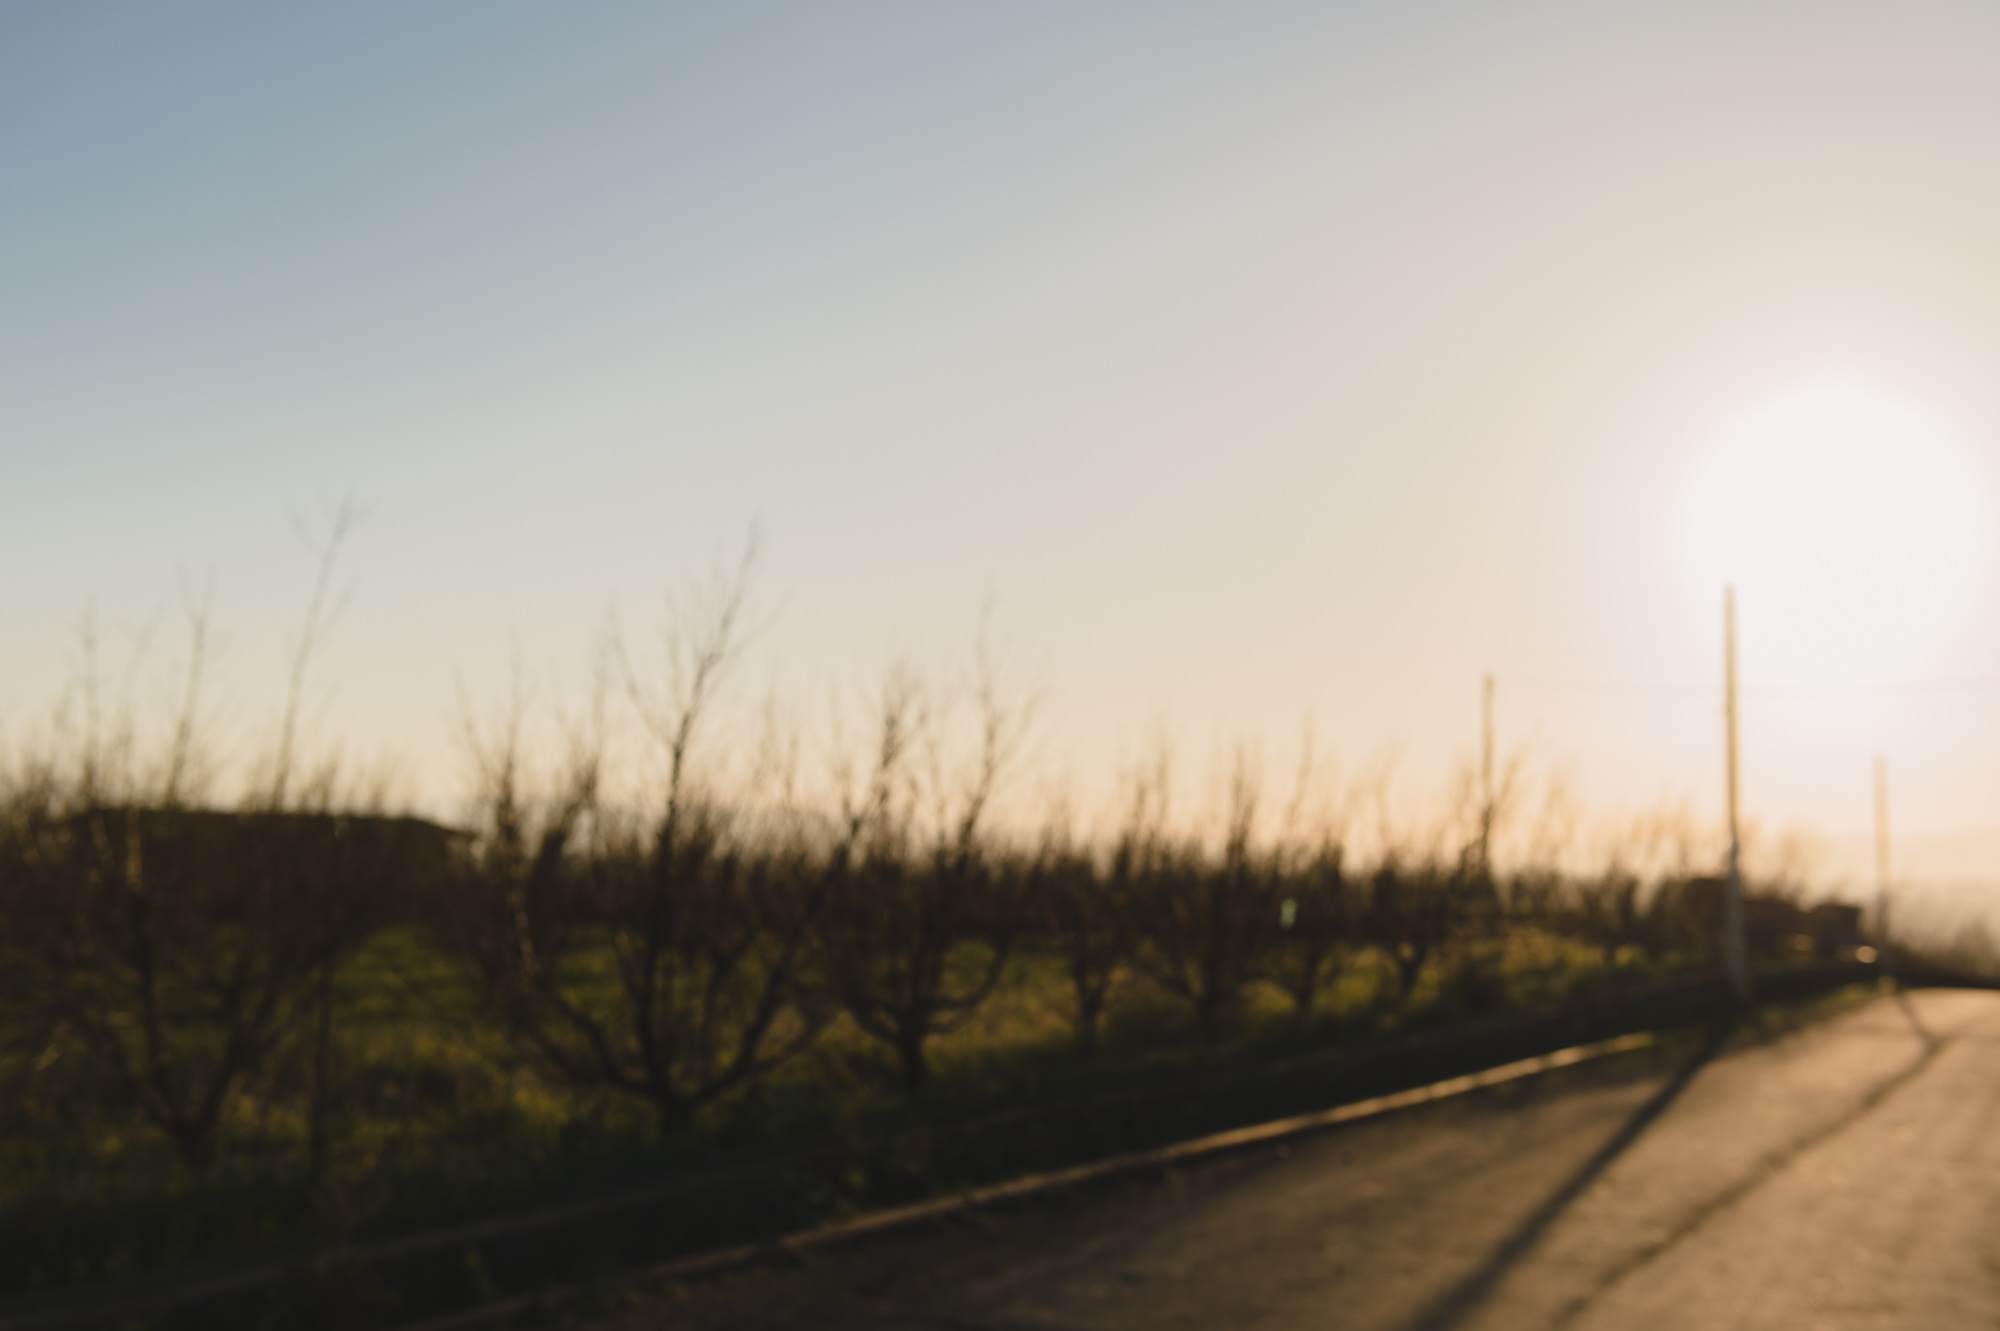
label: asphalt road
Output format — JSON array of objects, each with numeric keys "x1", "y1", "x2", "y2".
[{"x1": 627, "y1": 988, "x2": 2000, "y2": 1331}]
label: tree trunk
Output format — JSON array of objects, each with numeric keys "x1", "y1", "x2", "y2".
[
  {"x1": 1395, "y1": 945, "x2": 1427, "y2": 1000},
  {"x1": 652, "y1": 1092, "x2": 693, "y2": 1141},
  {"x1": 1074, "y1": 985, "x2": 1102, "y2": 1055},
  {"x1": 895, "y1": 1025, "x2": 930, "y2": 1088}
]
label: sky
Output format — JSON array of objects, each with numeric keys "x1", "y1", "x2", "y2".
[{"x1": 11, "y1": 2, "x2": 2000, "y2": 903}]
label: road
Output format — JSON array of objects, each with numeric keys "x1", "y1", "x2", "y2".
[{"x1": 625, "y1": 989, "x2": 2000, "y2": 1330}]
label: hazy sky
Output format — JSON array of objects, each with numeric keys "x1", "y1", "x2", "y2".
[{"x1": 13, "y1": 2, "x2": 2000, "y2": 888}]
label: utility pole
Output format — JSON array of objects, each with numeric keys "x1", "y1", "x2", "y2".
[
  {"x1": 1723, "y1": 585, "x2": 1749, "y2": 1001},
  {"x1": 1874, "y1": 753, "x2": 1892, "y2": 975},
  {"x1": 1480, "y1": 673, "x2": 1495, "y2": 871}
]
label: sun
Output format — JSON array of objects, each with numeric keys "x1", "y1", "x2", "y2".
[{"x1": 1687, "y1": 383, "x2": 1982, "y2": 682}]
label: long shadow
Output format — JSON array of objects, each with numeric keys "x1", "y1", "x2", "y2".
[
  {"x1": 1892, "y1": 988, "x2": 1939, "y2": 1047},
  {"x1": 1396, "y1": 1027, "x2": 1728, "y2": 1331}
]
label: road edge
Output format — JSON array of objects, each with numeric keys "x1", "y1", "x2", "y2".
[{"x1": 404, "y1": 1030, "x2": 1668, "y2": 1331}]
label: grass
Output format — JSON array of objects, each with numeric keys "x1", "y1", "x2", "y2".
[{"x1": 0, "y1": 919, "x2": 1722, "y2": 1302}]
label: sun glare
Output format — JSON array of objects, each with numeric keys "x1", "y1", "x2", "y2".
[{"x1": 1688, "y1": 383, "x2": 1981, "y2": 681}]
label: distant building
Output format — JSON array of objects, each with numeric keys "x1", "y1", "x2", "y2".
[
  {"x1": 1682, "y1": 876, "x2": 1864, "y2": 961},
  {"x1": 28, "y1": 806, "x2": 464, "y2": 901}
]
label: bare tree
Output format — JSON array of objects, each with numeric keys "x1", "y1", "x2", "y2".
[
  {"x1": 1365, "y1": 854, "x2": 1475, "y2": 1004},
  {"x1": 444, "y1": 542, "x2": 834, "y2": 1135},
  {"x1": 275, "y1": 501, "x2": 368, "y2": 1183},
  {"x1": 1565, "y1": 867, "x2": 1644, "y2": 968},
  {"x1": 1264, "y1": 839, "x2": 1354, "y2": 1023},
  {"x1": 0, "y1": 785, "x2": 401, "y2": 1177},
  {"x1": 0, "y1": 517, "x2": 401, "y2": 1174},
  {"x1": 818, "y1": 643, "x2": 1029, "y2": 1088},
  {"x1": 1030, "y1": 805, "x2": 1133, "y2": 1056},
  {"x1": 1258, "y1": 728, "x2": 1357, "y2": 1024},
  {"x1": 1130, "y1": 749, "x2": 1279, "y2": 1031}
]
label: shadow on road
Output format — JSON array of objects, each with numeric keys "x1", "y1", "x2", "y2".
[
  {"x1": 1395, "y1": 1028, "x2": 1728, "y2": 1331},
  {"x1": 1893, "y1": 989, "x2": 1940, "y2": 1046}
]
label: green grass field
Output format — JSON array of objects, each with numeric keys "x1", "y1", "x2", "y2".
[{"x1": 0, "y1": 913, "x2": 1697, "y2": 1296}]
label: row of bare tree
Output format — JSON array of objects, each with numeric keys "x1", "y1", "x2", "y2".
[
  {"x1": 0, "y1": 543, "x2": 1797, "y2": 1177},
  {"x1": 0, "y1": 510, "x2": 415, "y2": 1176},
  {"x1": 434, "y1": 721, "x2": 1759, "y2": 1140},
  {"x1": 0, "y1": 756, "x2": 1845, "y2": 1180}
]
